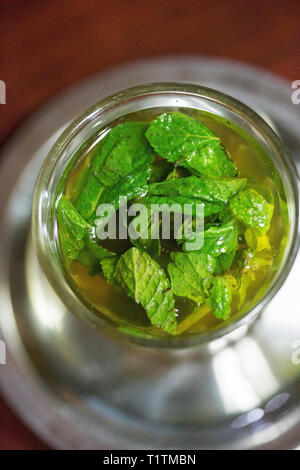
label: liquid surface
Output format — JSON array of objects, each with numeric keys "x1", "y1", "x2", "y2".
[{"x1": 57, "y1": 108, "x2": 288, "y2": 339}]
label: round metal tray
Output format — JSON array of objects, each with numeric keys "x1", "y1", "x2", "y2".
[{"x1": 0, "y1": 56, "x2": 299, "y2": 449}]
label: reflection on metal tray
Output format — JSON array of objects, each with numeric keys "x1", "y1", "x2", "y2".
[{"x1": 0, "y1": 56, "x2": 299, "y2": 450}]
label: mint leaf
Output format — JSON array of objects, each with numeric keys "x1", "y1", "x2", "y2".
[
  {"x1": 77, "y1": 237, "x2": 116, "y2": 273},
  {"x1": 92, "y1": 121, "x2": 154, "y2": 186},
  {"x1": 215, "y1": 250, "x2": 236, "y2": 274},
  {"x1": 146, "y1": 112, "x2": 237, "y2": 179},
  {"x1": 97, "y1": 166, "x2": 150, "y2": 211},
  {"x1": 180, "y1": 218, "x2": 238, "y2": 273},
  {"x1": 230, "y1": 189, "x2": 274, "y2": 233},
  {"x1": 148, "y1": 176, "x2": 246, "y2": 203},
  {"x1": 57, "y1": 196, "x2": 90, "y2": 260},
  {"x1": 75, "y1": 173, "x2": 103, "y2": 221},
  {"x1": 186, "y1": 219, "x2": 238, "y2": 256},
  {"x1": 108, "y1": 247, "x2": 177, "y2": 335},
  {"x1": 207, "y1": 275, "x2": 232, "y2": 320},
  {"x1": 168, "y1": 251, "x2": 234, "y2": 319},
  {"x1": 57, "y1": 196, "x2": 114, "y2": 268},
  {"x1": 168, "y1": 252, "x2": 217, "y2": 305},
  {"x1": 85, "y1": 235, "x2": 115, "y2": 262},
  {"x1": 76, "y1": 122, "x2": 154, "y2": 221},
  {"x1": 101, "y1": 256, "x2": 119, "y2": 283},
  {"x1": 141, "y1": 194, "x2": 225, "y2": 217}
]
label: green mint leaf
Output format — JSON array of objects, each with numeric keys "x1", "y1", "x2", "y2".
[
  {"x1": 186, "y1": 219, "x2": 238, "y2": 256},
  {"x1": 180, "y1": 218, "x2": 238, "y2": 273},
  {"x1": 85, "y1": 235, "x2": 116, "y2": 262},
  {"x1": 148, "y1": 176, "x2": 246, "y2": 203},
  {"x1": 238, "y1": 271, "x2": 255, "y2": 308},
  {"x1": 76, "y1": 249, "x2": 99, "y2": 273},
  {"x1": 113, "y1": 248, "x2": 177, "y2": 335},
  {"x1": 146, "y1": 112, "x2": 237, "y2": 179},
  {"x1": 215, "y1": 250, "x2": 236, "y2": 274},
  {"x1": 58, "y1": 228, "x2": 81, "y2": 263},
  {"x1": 168, "y1": 252, "x2": 217, "y2": 305},
  {"x1": 76, "y1": 122, "x2": 154, "y2": 222},
  {"x1": 230, "y1": 189, "x2": 274, "y2": 233},
  {"x1": 92, "y1": 121, "x2": 154, "y2": 187},
  {"x1": 207, "y1": 275, "x2": 232, "y2": 320},
  {"x1": 75, "y1": 173, "x2": 103, "y2": 221},
  {"x1": 100, "y1": 248, "x2": 176, "y2": 334},
  {"x1": 101, "y1": 256, "x2": 119, "y2": 283},
  {"x1": 57, "y1": 196, "x2": 114, "y2": 268},
  {"x1": 76, "y1": 238, "x2": 116, "y2": 273},
  {"x1": 57, "y1": 196, "x2": 90, "y2": 260},
  {"x1": 97, "y1": 166, "x2": 150, "y2": 211},
  {"x1": 141, "y1": 194, "x2": 225, "y2": 217}
]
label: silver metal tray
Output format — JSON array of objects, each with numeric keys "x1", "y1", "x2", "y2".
[{"x1": 0, "y1": 56, "x2": 299, "y2": 449}]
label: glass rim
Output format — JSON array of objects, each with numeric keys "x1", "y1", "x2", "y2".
[{"x1": 32, "y1": 82, "x2": 300, "y2": 349}]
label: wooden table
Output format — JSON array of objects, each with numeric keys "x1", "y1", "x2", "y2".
[{"x1": 1, "y1": 0, "x2": 299, "y2": 450}]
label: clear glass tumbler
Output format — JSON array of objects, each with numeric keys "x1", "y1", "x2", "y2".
[
  {"x1": 30, "y1": 83, "x2": 300, "y2": 449},
  {"x1": 32, "y1": 83, "x2": 299, "y2": 348}
]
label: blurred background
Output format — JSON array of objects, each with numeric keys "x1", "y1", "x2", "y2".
[{"x1": 0, "y1": 0, "x2": 299, "y2": 449}]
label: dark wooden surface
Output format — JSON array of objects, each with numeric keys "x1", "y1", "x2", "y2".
[{"x1": 0, "y1": 0, "x2": 299, "y2": 450}]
